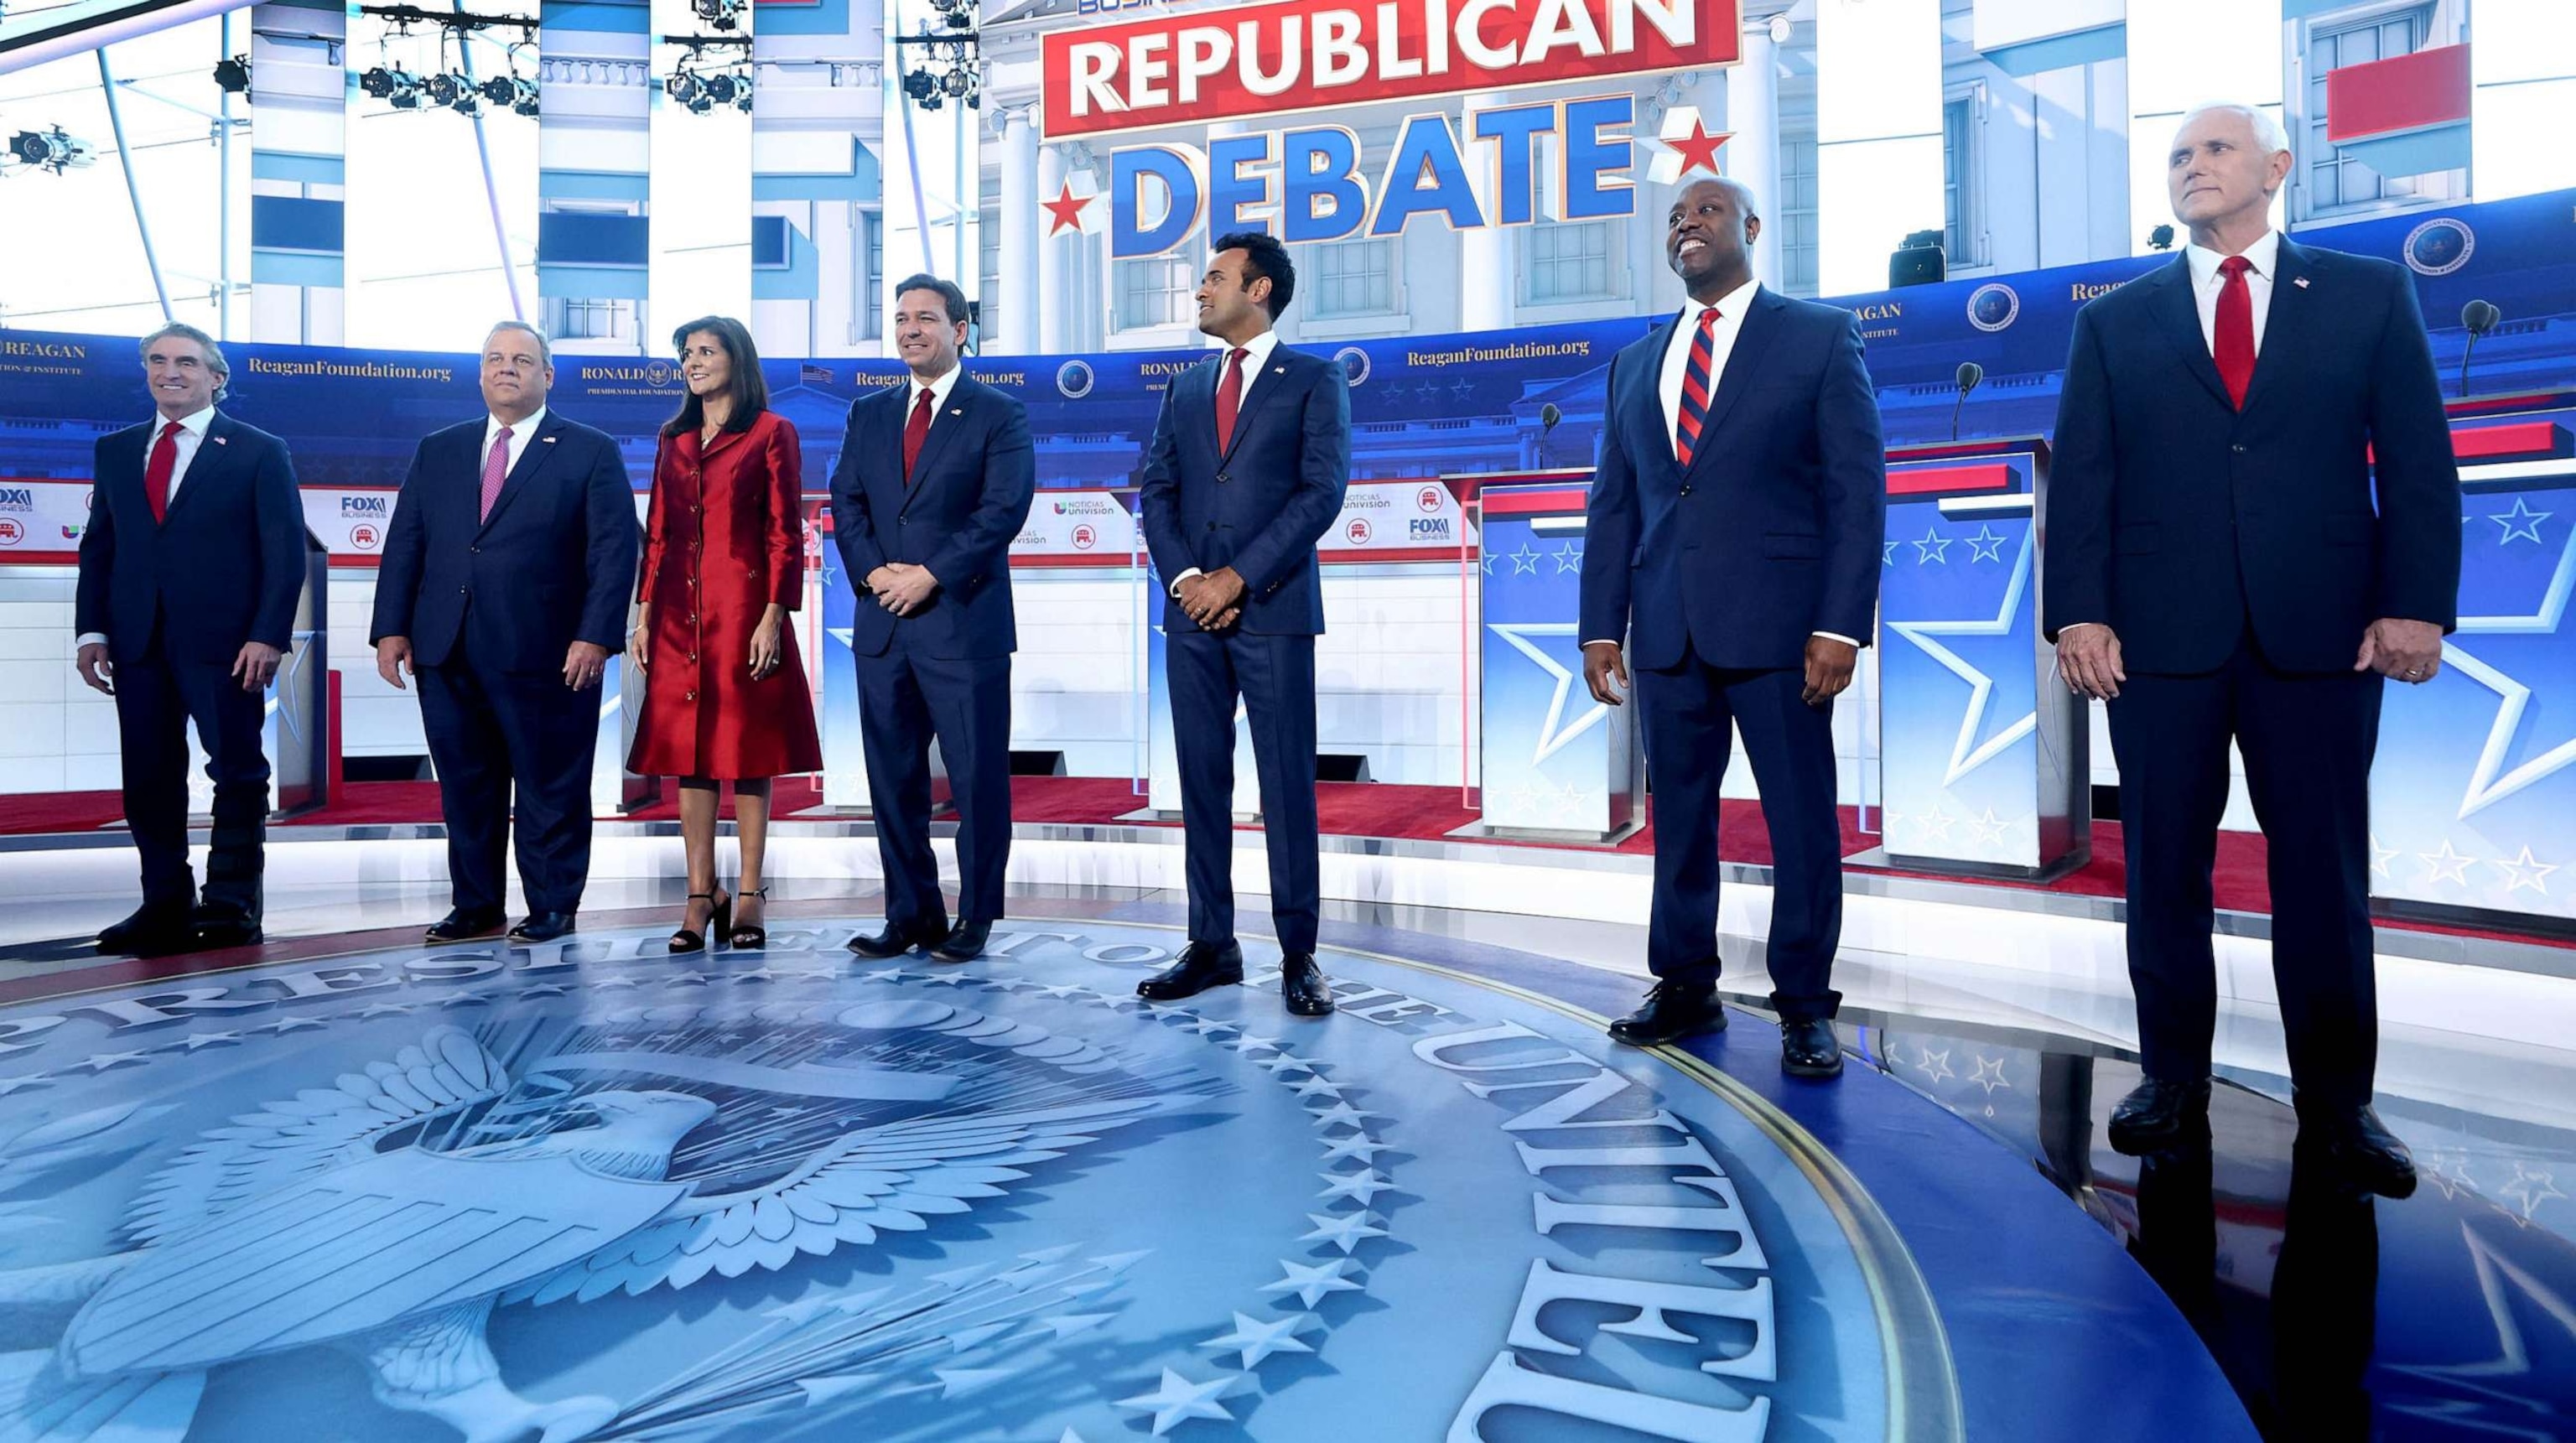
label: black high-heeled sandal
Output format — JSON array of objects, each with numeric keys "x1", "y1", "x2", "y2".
[
  {"x1": 728, "y1": 885, "x2": 770, "y2": 950},
  {"x1": 670, "y1": 890, "x2": 732, "y2": 954}
]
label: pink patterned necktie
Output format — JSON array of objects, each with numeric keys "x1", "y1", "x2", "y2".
[{"x1": 479, "y1": 426, "x2": 513, "y2": 522}]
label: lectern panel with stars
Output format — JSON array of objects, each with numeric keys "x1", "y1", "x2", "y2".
[{"x1": 1474, "y1": 479, "x2": 1643, "y2": 838}]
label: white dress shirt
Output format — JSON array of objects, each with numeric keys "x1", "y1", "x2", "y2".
[
  {"x1": 483, "y1": 406, "x2": 548, "y2": 475},
  {"x1": 1586, "y1": 283, "x2": 1859, "y2": 651},
  {"x1": 2184, "y1": 227, "x2": 2279, "y2": 356},
  {"x1": 1170, "y1": 330, "x2": 1283, "y2": 596},
  {"x1": 75, "y1": 405, "x2": 216, "y2": 650}
]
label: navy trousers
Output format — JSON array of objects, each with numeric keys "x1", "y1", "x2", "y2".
[
  {"x1": 417, "y1": 635, "x2": 600, "y2": 916},
  {"x1": 2106, "y1": 631, "x2": 2382, "y2": 1108},
  {"x1": 1634, "y1": 645, "x2": 1842, "y2": 1020},
  {"x1": 1168, "y1": 628, "x2": 1320, "y2": 953},
  {"x1": 854, "y1": 637, "x2": 1013, "y2": 931},
  {"x1": 113, "y1": 623, "x2": 270, "y2": 921}
]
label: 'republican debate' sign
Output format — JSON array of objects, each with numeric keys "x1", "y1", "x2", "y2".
[{"x1": 1036, "y1": 0, "x2": 1742, "y2": 258}]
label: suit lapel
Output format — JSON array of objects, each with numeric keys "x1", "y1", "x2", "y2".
[
  {"x1": 475, "y1": 411, "x2": 564, "y2": 535},
  {"x1": 2146, "y1": 257, "x2": 2232, "y2": 410},
  {"x1": 1218, "y1": 345, "x2": 1291, "y2": 465},
  {"x1": 2236, "y1": 238, "x2": 2312, "y2": 418},
  {"x1": 157, "y1": 414, "x2": 232, "y2": 525},
  {"x1": 1680, "y1": 290, "x2": 1784, "y2": 483},
  {"x1": 901, "y1": 376, "x2": 976, "y2": 516},
  {"x1": 1628, "y1": 321, "x2": 1683, "y2": 481}
]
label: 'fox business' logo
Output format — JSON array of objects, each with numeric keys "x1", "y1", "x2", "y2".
[
  {"x1": 341, "y1": 495, "x2": 390, "y2": 517},
  {"x1": 1410, "y1": 517, "x2": 1453, "y2": 542},
  {"x1": 0, "y1": 486, "x2": 33, "y2": 511}
]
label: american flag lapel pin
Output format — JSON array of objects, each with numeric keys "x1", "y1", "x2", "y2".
[
  {"x1": 2293, "y1": 277, "x2": 2310, "y2": 288},
  {"x1": 543, "y1": 436, "x2": 558, "y2": 443},
  {"x1": 211, "y1": 436, "x2": 227, "y2": 445}
]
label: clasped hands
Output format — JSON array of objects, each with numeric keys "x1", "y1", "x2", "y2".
[
  {"x1": 2054, "y1": 617, "x2": 2444, "y2": 700},
  {"x1": 1176, "y1": 567, "x2": 1245, "y2": 631},
  {"x1": 866, "y1": 563, "x2": 940, "y2": 617}
]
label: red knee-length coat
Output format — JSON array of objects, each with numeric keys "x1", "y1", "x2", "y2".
[{"x1": 626, "y1": 409, "x2": 823, "y2": 780}]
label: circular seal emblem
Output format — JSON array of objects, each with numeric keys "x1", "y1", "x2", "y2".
[
  {"x1": 0, "y1": 518, "x2": 20, "y2": 547},
  {"x1": 1332, "y1": 345, "x2": 1370, "y2": 387},
  {"x1": 350, "y1": 523, "x2": 381, "y2": 551},
  {"x1": 644, "y1": 361, "x2": 677, "y2": 387},
  {"x1": 2404, "y1": 217, "x2": 2475, "y2": 277},
  {"x1": 1346, "y1": 517, "x2": 1374, "y2": 546},
  {"x1": 1071, "y1": 523, "x2": 1097, "y2": 551},
  {"x1": 1966, "y1": 283, "x2": 2020, "y2": 333},
  {"x1": 1415, "y1": 485, "x2": 1444, "y2": 514},
  {"x1": 1056, "y1": 359, "x2": 1096, "y2": 399}
]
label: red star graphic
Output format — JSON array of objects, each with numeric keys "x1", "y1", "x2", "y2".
[
  {"x1": 1665, "y1": 119, "x2": 1732, "y2": 179},
  {"x1": 1041, "y1": 181, "x2": 1094, "y2": 236}
]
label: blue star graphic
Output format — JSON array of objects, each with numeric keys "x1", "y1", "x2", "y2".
[
  {"x1": 2444, "y1": 517, "x2": 2576, "y2": 817},
  {"x1": 1883, "y1": 540, "x2": 1899, "y2": 568},
  {"x1": 1912, "y1": 527, "x2": 1952, "y2": 565},
  {"x1": 1888, "y1": 533, "x2": 2038, "y2": 786},
  {"x1": 2492, "y1": 497, "x2": 2553, "y2": 546},
  {"x1": 1487, "y1": 623, "x2": 1612, "y2": 766},
  {"x1": 1551, "y1": 541, "x2": 1583, "y2": 574},
  {"x1": 1508, "y1": 544, "x2": 1541, "y2": 576},
  {"x1": 1965, "y1": 525, "x2": 2008, "y2": 563}
]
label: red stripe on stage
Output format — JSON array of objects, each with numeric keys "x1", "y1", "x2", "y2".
[
  {"x1": 1888, "y1": 462, "x2": 2015, "y2": 496},
  {"x1": 2324, "y1": 44, "x2": 2472, "y2": 143},
  {"x1": 1480, "y1": 488, "x2": 1594, "y2": 516},
  {"x1": 2453, "y1": 419, "x2": 2572, "y2": 460}
]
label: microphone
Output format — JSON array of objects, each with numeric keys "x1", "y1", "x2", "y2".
[
  {"x1": 1950, "y1": 361, "x2": 1984, "y2": 442},
  {"x1": 2459, "y1": 299, "x2": 2500, "y2": 398},
  {"x1": 1539, "y1": 402, "x2": 1561, "y2": 469}
]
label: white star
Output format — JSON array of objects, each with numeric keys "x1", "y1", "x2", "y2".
[
  {"x1": 351, "y1": 1002, "x2": 416, "y2": 1020},
  {"x1": 1965, "y1": 525, "x2": 2008, "y2": 563},
  {"x1": 1308, "y1": 1102, "x2": 1383, "y2": 1133},
  {"x1": 438, "y1": 992, "x2": 494, "y2": 1009},
  {"x1": 2444, "y1": 523, "x2": 2576, "y2": 816},
  {"x1": 589, "y1": 972, "x2": 651, "y2": 990},
  {"x1": 1966, "y1": 807, "x2": 2010, "y2": 845},
  {"x1": 1317, "y1": 1169, "x2": 1396, "y2": 1206},
  {"x1": 254, "y1": 1015, "x2": 325, "y2": 1034},
  {"x1": 1199, "y1": 1311, "x2": 1319, "y2": 1368},
  {"x1": 1883, "y1": 539, "x2": 1899, "y2": 567},
  {"x1": 2490, "y1": 497, "x2": 2552, "y2": 545},
  {"x1": 1231, "y1": 1033, "x2": 1283, "y2": 1055},
  {"x1": 1550, "y1": 541, "x2": 1583, "y2": 574},
  {"x1": 730, "y1": 967, "x2": 783, "y2": 984},
  {"x1": 1889, "y1": 535, "x2": 2038, "y2": 786},
  {"x1": 1912, "y1": 526, "x2": 1953, "y2": 564},
  {"x1": 1967, "y1": 1055, "x2": 2012, "y2": 1094},
  {"x1": 1914, "y1": 1046, "x2": 1955, "y2": 1084},
  {"x1": 173, "y1": 1030, "x2": 242, "y2": 1050},
  {"x1": 2499, "y1": 1161, "x2": 2564, "y2": 1220},
  {"x1": 1319, "y1": 1134, "x2": 1389, "y2": 1165},
  {"x1": 1259, "y1": 1053, "x2": 1318, "y2": 1076},
  {"x1": 2418, "y1": 839, "x2": 2478, "y2": 885},
  {"x1": 1289, "y1": 1076, "x2": 1345, "y2": 1101},
  {"x1": 1185, "y1": 1017, "x2": 1240, "y2": 1038},
  {"x1": 518, "y1": 983, "x2": 570, "y2": 998},
  {"x1": 1487, "y1": 622, "x2": 1613, "y2": 766},
  {"x1": 1035, "y1": 984, "x2": 1093, "y2": 999},
  {"x1": 1301, "y1": 1210, "x2": 1388, "y2": 1254},
  {"x1": 1260, "y1": 1257, "x2": 1363, "y2": 1308},
  {"x1": 1917, "y1": 805, "x2": 1957, "y2": 843},
  {"x1": 2370, "y1": 834, "x2": 2399, "y2": 878},
  {"x1": 1114, "y1": 1368, "x2": 1236, "y2": 1435},
  {"x1": 2490, "y1": 845, "x2": 2559, "y2": 895},
  {"x1": 74, "y1": 1051, "x2": 150, "y2": 1072}
]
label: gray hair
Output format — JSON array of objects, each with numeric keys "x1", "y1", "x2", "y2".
[
  {"x1": 483, "y1": 319, "x2": 553, "y2": 366},
  {"x1": 2178, "y1": 102, "x2": 2289, "y2": 157},
  {"x1": 138, "y1": 323, "x2": 229, "y2": 401}
]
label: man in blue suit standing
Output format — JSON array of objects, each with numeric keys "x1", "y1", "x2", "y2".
[
  {"x1": 75, "y1": 324, "x2": 305, "y2": 955},
  {"x1": 1135, "y1": 232, "x2": 1351, "y2": 1018},
  {"x1": 831, "y1": 274, "x2": 1036, "y2": 964},
  {"x1": 2045, "y1": 105, "x2": 2458, "y2": 1196},
  {"x1": 1579, "y1": 178, "x2": 1886, "y2": 1073},
  {"x1": 370, "y1": 322, "x2": 638, "y2": 946}
]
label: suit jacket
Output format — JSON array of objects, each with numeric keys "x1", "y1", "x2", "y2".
[
  {"x1": 828, "y1": 373, "x2": 1036, "y2": 660},
  {"x1": 368, "y1": 409, "x2": 639, "y2": 672},
  {"x1": 1579, "y1": 289, "x2": 1887, "y2": 671},
  {"x1": 76, "y1": 413, "x2": 305, "y2": 665},
  {"x1": 2041, "y1": 237, "x2": 2459, "y2": 674},
  {"x1": 1138, "y1": 343, "x2": 1351, "y2": 636}
]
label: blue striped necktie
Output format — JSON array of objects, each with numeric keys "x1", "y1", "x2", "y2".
[{"x1": 1673, "y1": 306, "x2": 1722, "y2": 467}]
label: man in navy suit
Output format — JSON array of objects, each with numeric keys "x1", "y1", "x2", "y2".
[
  {"x1": 2045, "y1": 105, "x2": 2458, "y2": 1196},
  {"x1": 1579, "y1": 178, "x2": 1886, "y2": 1073},
  {"x1": 370, "y1": 322, "x2": 638, "y2": 946},
  {"x1": 831, "y1": 274, "x2": 1036, "y2": 964},
  {"x1": 1135, "y1": 231, "x2": 1351, "y2": 1018},
  {"x1": 74, "y1": 324, "x2": 305, "y2": 955}
]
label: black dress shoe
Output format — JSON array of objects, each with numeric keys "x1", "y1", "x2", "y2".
[
  {"x1": 424, "y1": 909, "x2": 506, "y2": 945},
  {"x1": 929, "y1": 919, "x2": 992, "y2": 964},
  {"x1": 1780, "y1": 1017, "x2": 1844, "y2": 1077},
  {"x1": 192, "y1": 908, "x2": 264, "y2": 950},
  {"x1": 1607, "y1": 980, "x2": 1727, "y2": 1047},
  {"x1": 509, "y1": 911, "x2": 579, "y2": 944},
  {"x1": 1136, "y1": 941, "x2": 1245, "y2": 1001},
  {"x1": 97, "y1": 905, "x2": 197, "y2": 958},
  {"x1": 2310, "y1": 1104, "x2": 2418, "y2": 1200},
  {"x1": 1280, "y1": 952, "x2": 1335, "y2": 1017},
  {"x1": 2108, "y1": 1076, "x2": 2214, "y2": 1156},
  {"x1": 848, "y1": 920, "x2": 948, "y2": 958}
]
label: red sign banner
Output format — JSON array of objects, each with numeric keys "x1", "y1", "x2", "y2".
[{"x1": 1040, "y1": 0, "x2": 1739, "y2": 141}]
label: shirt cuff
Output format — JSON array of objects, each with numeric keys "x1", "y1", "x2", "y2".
[
  {"x1": 75, "y1": 632, "x2": 107, "y2": 651},
  {"x1": 1811, "y1": 631, "x2": 1862, "y2": 647},
  {"x1": 2054, "y1": 622, "x2": 2102, "y2": 634},
  {"x1": 1581, "y1": 638, "x2": 1620, "y2": 648},
  {"x1": 1169, "y1": 567, "x2": 1203, "y2": 599}
]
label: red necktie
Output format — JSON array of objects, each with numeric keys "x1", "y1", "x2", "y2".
[
  {"x1": 2214, "y1": 255, "x2": 2255, "y2": 409},
  {"x1": 1672, "y1": 307, "x2": 1722, "y2": 467},
  {"x1": 143, "y1": 420, "x2": 180, "y2": 523},
  {"x1": 902, "y1": 387, "x2": 934, "y2": 484},
  {"x1": 1213, "y1": 347, "x2": 1249, "y2": 454}
]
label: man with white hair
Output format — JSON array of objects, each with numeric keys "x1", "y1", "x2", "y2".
[{"x1": 2042, "y1": 103, "x2": 2459, "y2": 1195}]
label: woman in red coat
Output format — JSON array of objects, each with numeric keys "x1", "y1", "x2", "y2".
[{"x1": 627, "y1": 315, "x2": 823, "y2": 951}]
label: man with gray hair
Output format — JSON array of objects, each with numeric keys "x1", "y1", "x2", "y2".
[
  {"x1": 2044, "y1": 102, "x2": 2458, "y2": 1195},
  {"x1": 75, "y1": 322, "x2": 306, "y2": 955}
]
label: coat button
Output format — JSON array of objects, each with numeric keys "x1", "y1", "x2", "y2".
[
  {"x1": 1206, "y1": 522, "x2": 1217, "y2": 532},
  {"x1": 2232, "y1": 444, "x2": 2247, "y2": 454},
  {"x1": 1217, "y1": 471, "x2": 1231, "y2": 485},
  {"x1": 469, "y1": 545, "x2": 480, "y2": 553},
  {"x1": 1680, "y1": 485, "x2": 1693, "y2": 496},
  {"x1": 685, "y1": 690, "x2": 695, "y2": 700}
]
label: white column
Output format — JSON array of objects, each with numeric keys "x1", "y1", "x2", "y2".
[
  {"x1": 1727, "y1": 18, "x2": 1784, "y2": 288},
  {"x1": 1036, "y1": 142, "x2": 1070, "y2": 354},
  {"x1": 1460, "y1": 91, "x2": 1511, "y2": 332},
  {"x1": 998, "y1": 106, "x2": 1040, "y2": 355}
]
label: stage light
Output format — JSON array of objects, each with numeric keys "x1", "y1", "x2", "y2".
[
  {"x1": 690, "y1": 0, "x2": 744, "y2": 29},
  {"x1": 3, "y1": 127, "x2": 97, "y2": 174},
  {"x1": 702, "y1": 71, "x2": 740, "y2": 106},
  {"x1": 480, "y1": 73, "x2": 538, "y2": 115},
  {"x1": 359, "y1": 65, "x2": 421, "y2": 101},
  {"x1": 213, "y1": 55, "x2": 252, "y2": 94},
  {"x1": 423, "y1": 71, "x2": 470, "y2": 109},
  {"x1": 667, "y1": 70, "x2": 704, "y2": 107},
  {"x1": 940, "y1": 65, "x2": 968, "y2": 98}
]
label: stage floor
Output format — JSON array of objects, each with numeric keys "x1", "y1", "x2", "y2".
[{"x1": 0, "y1": 893, "x2": 2566, "y2": 1440}]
